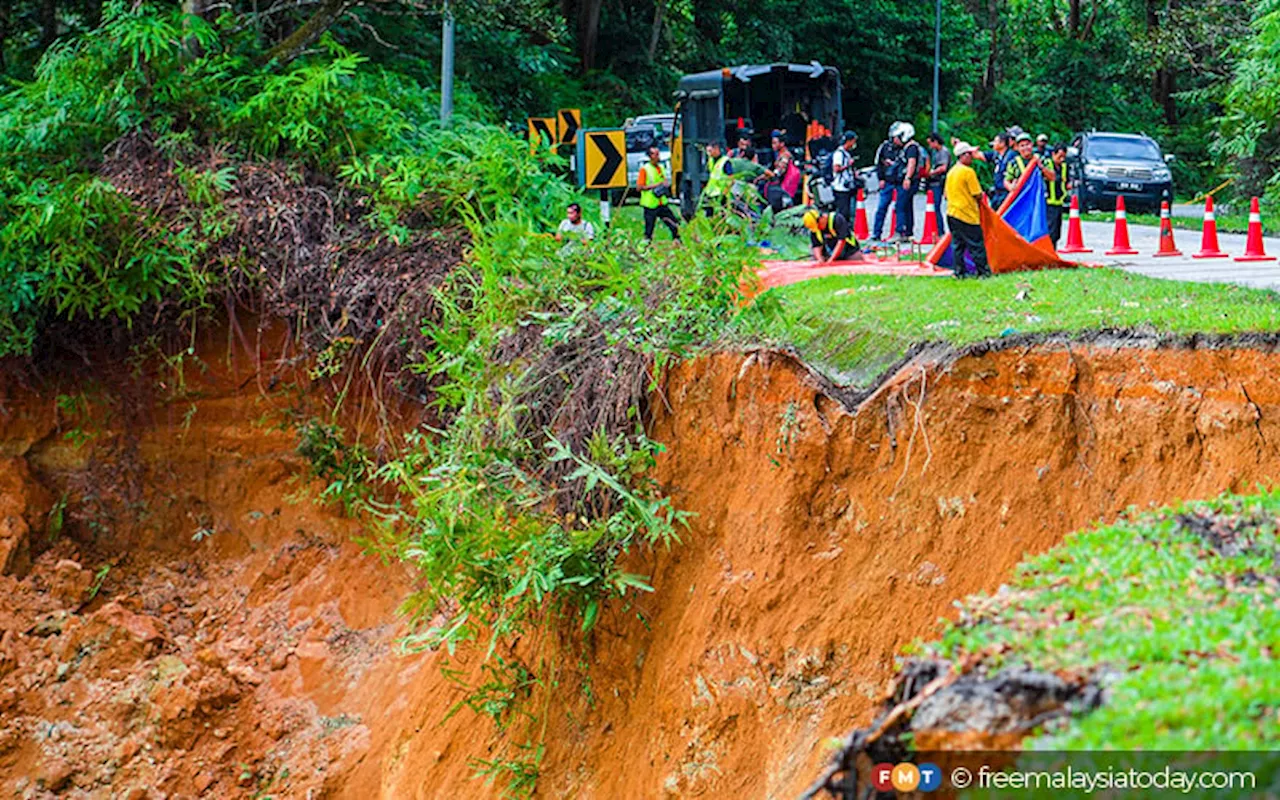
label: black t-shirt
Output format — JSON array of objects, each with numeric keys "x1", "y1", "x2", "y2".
[
  {"x1": 899, "y1": 142, "x2": 924, "y2": 180},
  {"x1": 809, "y1": 213, "x2": 854, "y2": 249}
]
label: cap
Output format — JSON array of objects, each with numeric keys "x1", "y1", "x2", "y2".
[
  {"x1": 1016, "y1": 132, "x2": 1033, "y2": 143},
  {"x1": 841, "y1": 131, "x2": 858, "y2": 143},
  {"x1": 771, "y1": 129, "x2": 787, "y2": 139},
  {"x1": 737, "y1": 127, "x2": 754, "y2": 138},
  {"x1": 802, "y1": 209, "x2": 821, "y2": 233},
  {"x1": 954, "y1": 141, "x2": 978, "y2": 157},
  {"x1": 1036, "y1": 133, "x2": 1049, "y2": 142},
  {"x1": 1007, "y1": 125, "x2": 1025, "y2": 137}
]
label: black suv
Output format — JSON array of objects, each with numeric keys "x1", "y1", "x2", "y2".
[{"x1": 1069, "y1": 131, "x2": 1174, "y2": 212}]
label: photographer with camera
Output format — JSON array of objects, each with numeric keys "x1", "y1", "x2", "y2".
[{"x1": 637, "y1": 145, "x2": 681, "y2": 243}]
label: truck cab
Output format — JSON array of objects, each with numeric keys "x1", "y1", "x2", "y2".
[{"x1": 673, "y1": 62, "x2": 843, "y2": 216}]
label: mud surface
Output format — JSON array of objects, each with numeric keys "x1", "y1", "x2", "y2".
[{"x1": 3, "y1": 338, "x2": 1280, "y2": 797}]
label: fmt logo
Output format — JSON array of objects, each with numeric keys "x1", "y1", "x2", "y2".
[{"x1": 872, "y1": 762, "x2": 942, "y2": 793}]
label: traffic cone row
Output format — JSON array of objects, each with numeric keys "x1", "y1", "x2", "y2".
[
  {"x1": 1061, "y1": 194, "x2": 1275, "y2": 261},
  {"x1": 919, "y1": 190, "x2": 938, "y2": 245},
  {"x1": 854, "y1": 188, "x2": 870, "y2": 241}
]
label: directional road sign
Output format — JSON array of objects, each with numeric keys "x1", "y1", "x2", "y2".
[
  {"x1": 557, "y1": 108, "x2": 581, "y2": 146},
  {"x1": 527, "y1": 117, "x2": 556, "y2": 151},
  {"x1": 576, "y1": 129, "x2": 627, "y2": 190}
]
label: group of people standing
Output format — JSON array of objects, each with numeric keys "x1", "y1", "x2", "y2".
[
  {"x1": 870, "y1": 124, "x2": 1074, "y2": 247},
  {"x1": 564, "y1": 119, "x2": 1076, "y2": 283}
]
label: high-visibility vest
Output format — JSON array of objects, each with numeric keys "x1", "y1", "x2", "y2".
[
  {"x1": 823, "y1": 214, "x2": 858, "y2": 249},
  {"x1": 705, "y1": 155, "x2": 730, "y2": 198},
  {"x1": 1007, "y1": 154, "x2": 1031, "y2": 184},
  {"x1": 1046, "y1": 161, "x2": 1069, "y2": 206},
  {"x1": 640, "y1": 163, "x2": 667, "y2": 209}
]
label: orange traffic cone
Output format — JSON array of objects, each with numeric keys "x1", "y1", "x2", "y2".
[
  {"x1": 919, "y1": 190, "x2": 938, "y2": 245},
  {"x1": 1152, "y1": 201, "x2": 1183, "y2": 257},
  {"x1": 1106, "y1": 195, "x2": 1139, "y2": 255},
  {"x1": 854, "y1": 188, "x2": 870, "y2": 241},
  {"x1": 887, "y1": 190, "x2": 898, "y2": 241},
  {"x1": 1235, "y1": 196, "x2": 1275, "y2": 262},
  {"x1": 1192, "y1": 196, "x2": 1228, "y2": 259},
  {"x1": 1059, "y1": 195, "x2": 1092, "y2": 254}
]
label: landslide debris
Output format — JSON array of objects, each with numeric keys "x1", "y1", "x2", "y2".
[{"x1": 90, "y1": 131, "x2": 465, "y2": 395}]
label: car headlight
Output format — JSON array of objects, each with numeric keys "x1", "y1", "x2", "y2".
[
  {"x1": 1083, "y1": 165, "x2": 1107, "y2": 179},
  {"x1": 1153, "y1": 167, "x2": 1171, "y2": 181}
]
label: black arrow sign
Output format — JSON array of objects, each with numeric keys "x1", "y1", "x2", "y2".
[
  {"x1": 559, "y1": 109, "x2": 580, "y2": 145},
  {"x1": 589, "y1": 133, "x2": 623, "y2": 187},
  {"x1": 530, "y1": 118, "x2": 554, "y2": 145}
]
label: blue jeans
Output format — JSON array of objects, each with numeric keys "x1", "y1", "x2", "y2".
[
  {"x1": 895, "y1": 184, "x2": 916, "y2": 238},
  {"x1": 873, "y1": 182, "x2": 896, "y2": 239}
]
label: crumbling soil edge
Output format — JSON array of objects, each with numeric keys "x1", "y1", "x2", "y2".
[{"x1": 728, "y1": 327, "x2": 1280, "y2": 413}]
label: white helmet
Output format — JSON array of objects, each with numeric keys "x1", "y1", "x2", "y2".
[
  {"x1": 888, "y1": 121, "x2": 902, "y2": 139},
  {"x1": 897, "y1": 122, "x2": 915, "y2": 141}
]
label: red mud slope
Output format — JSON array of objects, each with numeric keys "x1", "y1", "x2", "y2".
[{"x1": 3, "y1": 339, "x2": 1280, "y2": 797}]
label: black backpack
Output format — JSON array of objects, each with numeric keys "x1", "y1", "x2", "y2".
[{"x1": 810, "y1": 135, "x2": 836, "y2": 182}]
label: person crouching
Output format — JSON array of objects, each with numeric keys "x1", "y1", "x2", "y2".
[{"x1": 803, "y1": 208, "x2": 863, "y2": 264}]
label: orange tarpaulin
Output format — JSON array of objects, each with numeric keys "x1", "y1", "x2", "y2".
[
  {"x1": 742, "y1": 257, "x2": 951, "y2": 302},
  {"x1": 975, "y1": 199, "x2": 1077, "y2": 273},
  {"x1": 925, "y1": 155, "x2": 1080, "y2": 273}
]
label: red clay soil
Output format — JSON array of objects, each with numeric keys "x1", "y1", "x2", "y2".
[{"x1": 4, "y1": 338, "x2": 1280, "y2": 797}]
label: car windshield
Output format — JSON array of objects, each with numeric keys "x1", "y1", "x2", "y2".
[
  {"x1": 625, "y1": 128, "x2": 667, "y2": 153},
  {"x1": 1086, "y1": 137, "x2": 1161, "y2": 161}
]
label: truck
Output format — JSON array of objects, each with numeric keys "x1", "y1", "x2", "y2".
[{"x1": 672, "y1": 62, "x2": 844, "y2": 216}]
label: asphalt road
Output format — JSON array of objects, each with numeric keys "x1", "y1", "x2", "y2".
[{"x1": 871, "y1": 190, "x2": 1280, "y2": 290}]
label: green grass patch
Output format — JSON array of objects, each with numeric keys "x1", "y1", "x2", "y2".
[
  {"x1": 1082, "y1": 209, "x2": 1279, "y2": 236},
  {"x1": 731, "y1": 269, "x2": 1280, "y2": 387},
  {"x1": 918, "y1": 490, "x2": 1280, "y2": 750}
]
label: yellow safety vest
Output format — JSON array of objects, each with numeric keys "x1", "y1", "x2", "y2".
[
  {"x1": 640, "y1": 163, "x2": 667, "y2": 209},
  {"x1": 705, "y1": 156, "x2": 730, "y2": 199},
  {"x1": 1006, "y1": 154, "x2": 1031, "y2": 184},
  {"x1": 823, "y1": 214, "x2": 857, "y2": 249},
  {"x1": 1046, "y1": 162, "x2": 1068, "y2": 206}
]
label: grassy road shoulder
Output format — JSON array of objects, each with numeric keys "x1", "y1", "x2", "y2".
[{"x1": 732, "y1": 268, "x2": 1280, "y2": 386}]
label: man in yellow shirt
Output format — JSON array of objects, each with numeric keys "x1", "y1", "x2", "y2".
[{"x1": 944, "y1": 142, "x2": 990, "y2": 278}]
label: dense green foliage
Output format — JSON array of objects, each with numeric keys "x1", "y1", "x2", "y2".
[
  {"x1": 8, "y1": 0, "x2": 1276, "y2": 202},
  {"x1": 368, "y1": 221, "x2": 746, "y2": 657},
  {"x1": 1215, "y1": 0, "x2": 1280, "y2": 203},
  {"x1": 922, "y1": 490, "x2": 1280, "y2": 750},
  {"x1": 0, "y1": 3, "x2": 571, "y2": 356},
  {"x1": 734, "y1": 269, "x2": 1280, "y2": 387}
]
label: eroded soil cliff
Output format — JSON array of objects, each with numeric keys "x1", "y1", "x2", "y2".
[{"x1": 3, "y1": 336, "x2": 1280, "y2": 797}]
